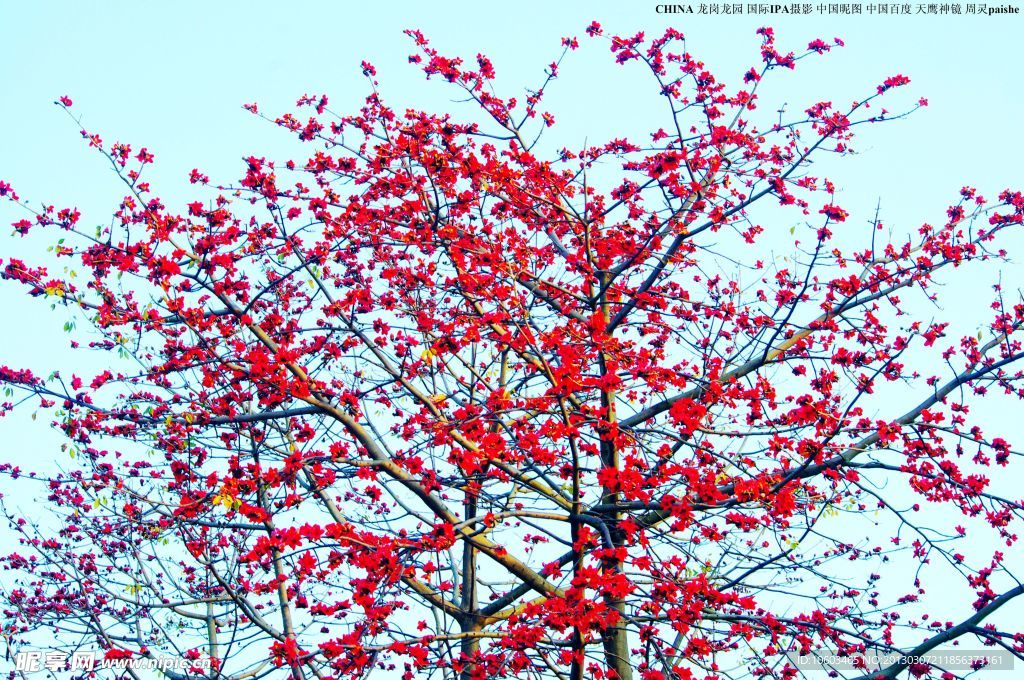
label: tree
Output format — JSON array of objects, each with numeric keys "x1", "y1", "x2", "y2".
[{"x1": 1, "y1": 22, "x2": 1023, "y2": 680}]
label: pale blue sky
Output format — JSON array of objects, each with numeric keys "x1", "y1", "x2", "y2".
[
  {"x1": 1, "y1": 2, "x2": 1023, "y2": 670},
  {"x1": 3, "y1": 1, "x2": 1021, "y2": 214},
  {"x1": 2, "y1": 7, "x2": 1021, "y2": 493},
  {"x1": 3, "y1": 1, "x2": 1021, "y2": 409}
]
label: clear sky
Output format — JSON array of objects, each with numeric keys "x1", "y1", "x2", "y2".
[
  {"x1": 3, "y1": 0, "x2": 1021, "y2": 448},
  {"x1": 3, "y1": 1, "x2": 1022, "y2": 215},
  {"x1": 1, "y1": 0, "x2": 1023, "y2": 667}
]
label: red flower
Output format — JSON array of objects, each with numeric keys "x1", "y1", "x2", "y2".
[
  {"x1": 877, "y1": 74, "x2": 911, "y2": 93},
  {"x1": 820, "y1": 203, "x2": 849, "y2": 222},
  {"x1": 807, "y1": 39, "x2": 830, "y2": 53}
]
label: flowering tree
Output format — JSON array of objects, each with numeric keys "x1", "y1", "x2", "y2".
[{"x1": 1, "y1": 23, "x2": 1023, "y2": 680}]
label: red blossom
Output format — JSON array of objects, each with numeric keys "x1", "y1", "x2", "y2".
[{"x1": 878, "y1": 74, "x2": 912, "y2": 93}]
